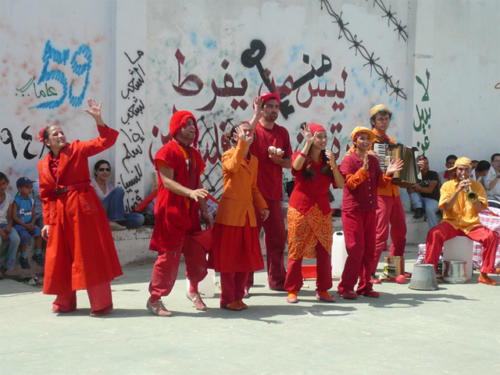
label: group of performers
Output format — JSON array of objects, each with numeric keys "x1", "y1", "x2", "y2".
[{"x1": 34, "y1": 94, "x2": 499, "y2": 318}]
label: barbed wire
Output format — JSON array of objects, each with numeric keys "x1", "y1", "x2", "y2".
[
  {"x1": 319, "y1": 0, "x2": 407, "y2": 100},
  {"x1": 369, "y1": 0, "x2": 409, "y2": 42}
]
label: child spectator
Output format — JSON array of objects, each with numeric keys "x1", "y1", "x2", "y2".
[
  {"x1": 0, "y1": 172, "x2": 21, "y2": 277},
  {"x1": 12, "y1": 177, "x2": 43, "y2": 269}
]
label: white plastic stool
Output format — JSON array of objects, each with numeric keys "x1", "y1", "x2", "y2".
[
  {"x1": 186, "y1": 268, "x2": 217, "y2": 297},
  {"x1": 443, "y1": 236, "x2": 473, "y2": 282},
  {"x1": 331, "y1": 231, "x2": 348, "y2": 280}
]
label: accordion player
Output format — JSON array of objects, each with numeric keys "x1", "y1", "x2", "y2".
[{"x1": 373, "y1": 142, "x2": 421, "y2": 187}]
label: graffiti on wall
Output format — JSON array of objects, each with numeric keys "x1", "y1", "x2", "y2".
[
  {"x1": 15, "y1": 40, "x2": 93, "y2": 110},
  {"x1": 117, "y1": 49, "x2": 146, "y2": 211},
  {"x1": 241, "y1": 39, "x2": 347, "y2": 119},
  {"x1": 413, "y1": 69, "x2": 431, "y2": 154},
  {"x1": 319, "y1": 0, "x2": 407, "y2": 100},
  {"x1": 150, "y1": 40, "x2": 349, "y2": 197}
]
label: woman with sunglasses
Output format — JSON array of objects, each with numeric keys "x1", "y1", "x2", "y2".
[
  {"x1": 91, "y1": 160, "x2": 145, "y2": 230},
  {"x1": 37, "y1": 99, "x2": 122, "y2": 316}
]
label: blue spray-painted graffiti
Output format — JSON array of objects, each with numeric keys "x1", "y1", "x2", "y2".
[{"x1": 32, "y1": 40, "x2": 92, "y2": 109}]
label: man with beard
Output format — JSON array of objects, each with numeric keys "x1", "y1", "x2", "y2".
[{"x1": 247, "y1": 92, "x2": 292, "y2": 292}]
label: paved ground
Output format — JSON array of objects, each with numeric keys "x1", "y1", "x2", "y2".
[{"x1": 1, "y1": 246, "x2": 499, "y2": 375}]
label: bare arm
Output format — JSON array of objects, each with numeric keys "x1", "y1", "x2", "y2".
[
  {"x1": 415, "y1": 180, "x2": 438, "y2": 194},
  {"x1": 292, "y1": 124, "x2": 313, "y2": 171},
  {"x1": 158, "y1": 165, "x2": 208, "y2": 202}
]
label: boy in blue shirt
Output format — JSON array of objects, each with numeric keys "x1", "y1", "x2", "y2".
[{"x1": 12, "y1": 177, "x2": 43, "y2": 269}]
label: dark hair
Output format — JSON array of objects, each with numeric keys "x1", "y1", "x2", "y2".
[
  {"x1": 476, "y1": 160, "x2": 491, "y2": 173},
  {"x1": 94, "y1": 160, "x2": 111, "y2": 177},
  {"x1": 445, "y1": 154, "x2": 458, "y2": 163},
  {"x1": 0, "y1": 172, "x2": 8, "y2": 183},
  {"x1": 417, "y1": 155, "x2": 428, "y2": 161},
  {"x1": 42, "y1": 125, "x2": 59, "y2": 142},
  {"x1": 302, "y1": 149, "x2": 333, "y2": 180},
  {"x1": 490, "y1": 153, "x2": 500, "y2": 162}
]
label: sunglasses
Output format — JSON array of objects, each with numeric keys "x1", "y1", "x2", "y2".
[{"x1": 98, "y1": 168, "x2": 111, "y2": 172}]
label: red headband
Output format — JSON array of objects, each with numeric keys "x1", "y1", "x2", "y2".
[{"x1": 308, "y1": 123, "x2": 326, "y2": 135}]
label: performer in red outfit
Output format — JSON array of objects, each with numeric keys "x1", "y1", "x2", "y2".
[
  {"x1": 284, "y1": 123, "x2": 344, "y2": 303},
  {"x1": 211, "y1": 115, "x2": 269, "y2": 311},
  {"x1": 338, "y1": 127, "x2": 402, "y2": 299},
  {"x1": 370, "y1": 104, "x2": 407, "y2": 282},
  {"x1": 38, "y1": 99, "x2": 122, "y2": 316},
  {"x1": 248, "y1": 92, "x2": 292, "y2": 292},
  {"x1": 425, "y1": 157, "x2": 499, "y2": 285},
  {"x1": 147, "y1": 110, "x2": 212, "y2": 316}
]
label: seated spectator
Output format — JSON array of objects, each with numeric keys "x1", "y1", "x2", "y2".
[
  {"x1": 484, "y1": 153, "x2": 500, "y2": 208},
  {"x1": 91, "y1": 160, "x2": 144, "y2": 230},
  {"x1": 407, "y1": 155, "x2": 440, "y2": 228},
  {"x1": 12, "y1": 177, "x2": 43, "y2": 269},
  {"x1": 31, "y1": 180, "x2": 44, "y2": 227},
  {"x1": 0, "y1": 172, "x2": 21, "y2": 278},
  {"x1": 474, "y1": 160, "x2": 490, "y2": 189},
  {"x1": 438, "y1": 154, "x2": 457, "y2": 183}
]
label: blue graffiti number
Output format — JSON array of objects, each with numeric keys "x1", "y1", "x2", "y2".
[{"x1": 35, "y1": 40, "x2": 92, "y2": 109}]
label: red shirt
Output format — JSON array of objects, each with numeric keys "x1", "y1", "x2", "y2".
[
  {"x1": 249, "y1": 122, "x2": 292, "y2": 201},
  {"x1": 340, "y1": 152, "x2": 382, "y2": 211},
  {"x1": 288, "y1": 152, "x2": 337, "y2": 216}
]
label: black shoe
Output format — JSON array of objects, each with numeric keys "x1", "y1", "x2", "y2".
[
  {"x1": 32, "y1": 253, "x2": 44, "y2": 267},
  {"x1": 19, "y1": 257, "x2": 30, "y2": 269},
  {"x1": 413, "y1": 208, "x2": 425, "y2": 219}
]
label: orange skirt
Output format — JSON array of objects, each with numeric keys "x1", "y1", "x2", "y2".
[
  {"x1": 287, "y1": 205, "x2": 333, "y2": 260},
  {"x1": 209, "y1": 219, "x2": 264, "y2": 273}
]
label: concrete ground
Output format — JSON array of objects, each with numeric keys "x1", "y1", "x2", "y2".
[{"x1": 1, "y1": 246, "x2": 499, "y2": 375}]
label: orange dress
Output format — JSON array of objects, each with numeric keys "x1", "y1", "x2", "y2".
[
  {"x1": 38, "y1": 125, "x2": 122, "y2": 295},
  {"x1": 210, "y1": 140, "x2": 267, "y2": 272}
]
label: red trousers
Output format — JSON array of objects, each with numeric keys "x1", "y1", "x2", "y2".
[
  {"x1": 248, "y1": 199, "x2": 286, "y2": 290},
  {"x1": 284, "y1": 242, "x2": 332, "y2": 292},
  {"x1": 149, "y1": 233, "x2": 208, "y2": 302},
  {"x1": 220, "y1": 272, "x2": 249, "y2": 307},
  {"x1": 338, "y1": 210, "x2": 377, "y2": 294},
  {"x1": 425, "y1": 222, "x2": 499, "y2": 274},
  {"x1": 52, "y1": 282, "x2": 112, "y2": 313},
  {"x1": 375, "y1": 195, "x2": 406, "y2": 260}
]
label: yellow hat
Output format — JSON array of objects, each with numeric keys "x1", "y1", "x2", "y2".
[
  {"x1": 369, "y1": 104, "x2": 392, "y2": 118},
  {"x1": 350, "y1": 126, "x2": 375, "y2": 142},
  {"x1": 447, "y1": 156, "x2": 472, "y2": 171}
]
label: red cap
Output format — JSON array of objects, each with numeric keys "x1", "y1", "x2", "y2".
[
  {"x1": 169, "y1": 110, "x2": 199, "y2": 147},
  {"x1": 260, "y1": 92, "x2": 281, "y2": 106}
]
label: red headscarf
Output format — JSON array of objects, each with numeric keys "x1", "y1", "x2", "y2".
[
  {"x1": 169, "y1": 110, "x2": 199, "y2": 147},
  {"x1": 308, "y1": 123, "x2": 326, "y2": 135},
  {"x1": 260, "y1": 91, "x2": 281, "y2": 106}
]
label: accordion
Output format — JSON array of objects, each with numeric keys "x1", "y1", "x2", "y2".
[{"x1": 373, "y1": 143, "x2": 421, "y2": 187}]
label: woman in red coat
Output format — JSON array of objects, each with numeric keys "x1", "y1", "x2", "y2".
[{"x1": 38, "y1": 99, "x2": 122, "y2": 316}]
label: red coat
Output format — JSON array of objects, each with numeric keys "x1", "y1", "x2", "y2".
[
  {"x1": 149, "y1": 140, "x2": 206, "y2": 252},
  {"x1": 37, "y1": 125, "x2": 122, "y2": 295}
]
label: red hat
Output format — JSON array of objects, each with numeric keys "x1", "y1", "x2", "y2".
[
  {"x1": 169, "y1": 110, "x2": 199, "y2": 146},
  {"x1": 260, "y1": 92, "x2": 281, "y2": 106},
  {"x1": 307, "y1": 123, "x2": 326, "y2": 135}
]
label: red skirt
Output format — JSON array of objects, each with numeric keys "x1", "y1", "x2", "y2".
[{"x1": 209, "y1": 219, "x2": 264, "y2": 273}]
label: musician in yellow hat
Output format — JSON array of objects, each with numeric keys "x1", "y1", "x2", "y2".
[
  {"x1": 369, "y1": 104, "x2": 408, "y2": 283},
  {"x1": 425, "y1": 157, "x2": 499, "y2": 285}
]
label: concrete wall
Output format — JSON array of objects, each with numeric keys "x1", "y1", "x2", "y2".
[{"x1": 1, "y1": 0, "x2": 499, "y2": 208}]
